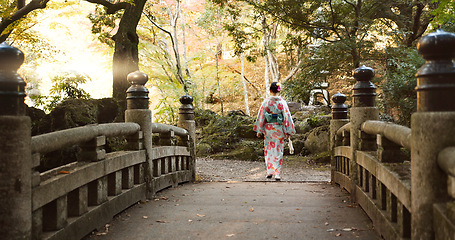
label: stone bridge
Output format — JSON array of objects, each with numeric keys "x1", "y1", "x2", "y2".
[{"x1": 1, "y1": 30, "x2": 455, "y2": 240}]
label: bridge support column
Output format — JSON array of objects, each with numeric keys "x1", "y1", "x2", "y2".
[
  {"x1": 411, "y1": 30, "x2": 455, "y2": 239},
  {"x1": 349, "y1": 66, "x2": 379, "y2": 201},
  {"x1": 178, "y1": 95, "x2": 196, "y2": 181},
  {"x1": 0, "y1": 43, "x2": 32, "y2": 239},
  {"x1": 124, "y1": 71, "x2": 154, "y2": 198},
  {"x1": 330, "y1": 92, "x2": 349, "y2": 183}
]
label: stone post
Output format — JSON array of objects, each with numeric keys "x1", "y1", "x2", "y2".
[
  {"x1": 411, "y1": 30, "x2": 455, "y2": 239},
  {"x1": 0, "y1": 42, "x2": 32, "y2": 239},
  {"x1": 124, "y1": 71, "x2": 154, "y2": 198},
  {"x1": 330, "y1": 92, "x2": 349, "y2": 183},
  {"x1": 178, "y1": 95, "x2": 196, "y2": 181},
  {"x1": 349, "y1": 65, "x2": 379, "y2": 201}
]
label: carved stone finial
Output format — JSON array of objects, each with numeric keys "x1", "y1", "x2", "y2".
[
  {"x1": 416, "y1": 30, "x2": 455, "y2": 112},
  {"x1": 126, "y1": 71, "x2": 149, "y2": 110},
  {"x1": 0, "y1": 42, "x2": 26, "y2": 116},
  {"x1": 127, "y1": 71, "x2": 148, "y2": 86},
  {"x1": 179, "y1": 95, "x2": 193, "y2": 105},
  {"x1": 179, "y1": 95, "x2": 194, "y2": 121},
  {"x1": 332, "y1": 92, "x2": 348, "y2": 119},
  {"x1": 417, "y1": 29, "x2": 455, "y2": 61},
  {"x1": 352, "y1": 65, "x2": 376, "y2": 107}
]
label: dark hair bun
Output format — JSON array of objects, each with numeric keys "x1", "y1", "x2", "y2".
[{"x1": 270, "y1": 82, "x2": 281, "y2": 93}]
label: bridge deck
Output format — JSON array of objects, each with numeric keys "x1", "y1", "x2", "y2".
[{"x1": 85, "y1": 182, "x2": 380, "y2": 240}]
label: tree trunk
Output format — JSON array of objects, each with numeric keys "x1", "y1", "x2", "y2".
[
  {"x1": 267, "y1": 23, "x2": 280, "y2": 82},
  {"x1": 261, "y1": 14, "x2": 270, "y2": 98},
  {"x1": 351, "y1": 47, "x2": 360, "y2": 69},
  {"x1": 112, "y1": 0, "x2": 147, "y2": 112},
  {"x1": 169, "y1": 2, "x2": 186, "y2": 92},
  {"x1": 216, "y1": 52, "x2": 224, "y2": 115},
  {"x1": 180, "y1": 3, "x2": 191, "y2": 78},
  {"x1": 240, "y1": 52, "x2": 250, "y2": 116}
]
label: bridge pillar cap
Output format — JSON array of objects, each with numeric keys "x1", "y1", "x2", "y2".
[
  {"x1": 127, "y1": 71, "x2": 148, "y2": 86},
  {"x1": 332, "y1": 92, "x2": 347, "y2": 104},
  {"x1": 0, "y1": 42, "x2": 26, "y2": 116},
  {"x1": 331, "y1": 92, "x2": 348, "y2": 119},
  {"x1": 179, "y1": 95, "x2": 193, "y2": 105},
  {"x1": 352, "y1": 65, "x2": 375, "y2": 82},
  {"x1": 126, "y1": 71, "x2": 149, "y2": 110},
  {"x1": 417, "y1": 29, "x2": 455, "y2": 60},
  {"x1": 0, "y1": 42, "x2": 25, "y2": 72}
]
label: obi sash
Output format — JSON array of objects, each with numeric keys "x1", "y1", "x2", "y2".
[{"x1": 265, "y1": 112, "x2": 283, "y2": 124}]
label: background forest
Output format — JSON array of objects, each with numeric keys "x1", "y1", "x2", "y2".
[{"x1": 1, "y1": 0, "x2": 455, "y2": 126}]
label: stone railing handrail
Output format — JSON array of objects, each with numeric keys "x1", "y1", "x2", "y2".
[
  {"x1": 438, "y1": 147, "x2": 455, "y2": 178},
  {"x1": 151, "y1": 122, "x2": 188, "y2": 137},
  {"x1": 31, "y1": 123, "x2": 141, "y2": 154},
  {"x1": 438, "y1": 147, "x2": 455, "y2": 201},
  {"x1": 336, "y1": 122, "x2": 351, "y2": 136},
  {"x1": 361, "y1": 120, "x2": 411, "y2": 149}
]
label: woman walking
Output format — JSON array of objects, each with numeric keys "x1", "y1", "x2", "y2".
[{"x1": 253, "y1": 82, "x2": 296, "y2": 181}]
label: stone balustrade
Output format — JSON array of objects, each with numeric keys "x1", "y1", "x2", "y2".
[
  {"x1": 330, "y1": 30, "x2": 455, "y2": 240},
  {"x1": 0, "y1": 44, "x2": 196, "y2": 240}
]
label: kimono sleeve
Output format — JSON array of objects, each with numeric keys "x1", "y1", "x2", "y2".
[
  {"x1": 253, "y1": 100, "x2": 267, "y2": 134},
  {"x1": 282, "y1": 100, "x2": 296, "y2": 137}
]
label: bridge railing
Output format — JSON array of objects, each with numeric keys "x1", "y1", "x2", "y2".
[
  {"x1": 330, "y1": 30, "x2": 455, "y2": 240},
  {"x1": 31, "y1": 122, "x2": 146, "y2": 240},
  {"x1": 0, "y1": 43, "x2": 196, "y2": 240},
  {"x1": 436, "y1": 147, "x2": 455, "y2": 239}
]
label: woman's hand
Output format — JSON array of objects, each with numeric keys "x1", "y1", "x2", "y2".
[{"x1": 257, "y1": 132, "x2": 262, "y2": 138}]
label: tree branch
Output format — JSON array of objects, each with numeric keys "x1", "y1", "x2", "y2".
[
  {"x1": 143, "y1": 11, "x2": 172, "y2": 36},
  {"x1": 84, "y1": 0, "x2": 128, "y2": 14},
  {"x1": 282, "y1": 58, "x2": 302, "y2": 82},
  {"x1": 0, "y1": 0, "x2": 50, "y2": 42},
  {"x1": 225, "y1": 64, "x2": 261, "y2": 96},
  {"x1": 328, "y1": 0, "x2": 344, "y2": 40},
  {"x1": 343, "y1": 0, "x2": 357, "y2": 9},
  {"x1": 17, "y1": 0, "x2": 25, "y2": 9},
  {"x1": 143, "y1": 10, "x2": 186, "y2": 88}
]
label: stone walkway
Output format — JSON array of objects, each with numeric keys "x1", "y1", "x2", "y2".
[
  {"x1": 85, "y1": 158, "x2": 381, "y2": 240},
  {"x1": 196, "y1": 158, "x2": 331, "y2": 182}
]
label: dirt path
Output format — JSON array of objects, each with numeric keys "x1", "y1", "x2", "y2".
[{"x1": 196, "y1": 157, "x2": 330, "y2": 182}]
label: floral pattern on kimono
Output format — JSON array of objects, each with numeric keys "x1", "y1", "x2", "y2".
[{"x1": 253, "y1": 96, "x2": 296, "y2": 176}]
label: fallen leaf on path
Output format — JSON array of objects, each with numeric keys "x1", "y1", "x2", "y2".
[
  {"x1": 325, "y1": 222, "x2": 329, "y2": 225},
  {"x1": 342, "y1": 228, "x2": 353, "y2": 231},
  {"x1": 196, "y1": 214, "x2": 206, "y2": 217},
  {"x1": 226, "y1": 234, "x2": 235, "y2": 237},
  {"x1": 143, "y1": 216, "x2": 148, "y2": 219},
  {"x1": 249, "y1": 208, "x2": 254, "y2": 212},
  {"x1": 336, "y1": 233, "x2": 342, "y2": 237},
  {"x1": 161, "y1": 197, "x2": 168, "y2": 200},
  {"x1": 59, "y1": 171, "x2": 70, "y2": 174},
  {"x1": 188, "y1": 219, "x2": 193, "y2": 222},
  {"x1": 156, "y1": 220, "x2": 167, "y2": 223}
]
